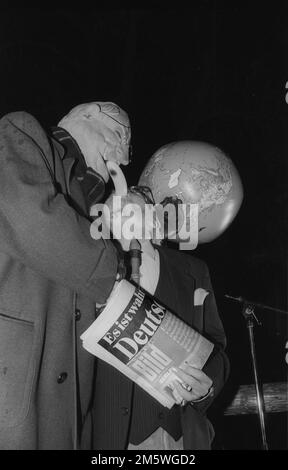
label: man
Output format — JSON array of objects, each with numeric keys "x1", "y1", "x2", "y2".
[
  {"x1": 0, "y1": 101, "x2": 131, "y2": 449},
  {"x1": 91, "y1": 190, "x2": 229, "y2": 450},
  {"x1": 127, "y1": 243, "x2": 229, "y2": 450}
]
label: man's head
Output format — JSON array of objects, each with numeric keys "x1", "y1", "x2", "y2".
[{"x1": 58, "y1": 101, "x2": 131, "y2": 182}]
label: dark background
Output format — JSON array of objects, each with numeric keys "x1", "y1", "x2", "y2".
[{"x1": 0, "y1": 4, "x2": 287, "y2": 449}]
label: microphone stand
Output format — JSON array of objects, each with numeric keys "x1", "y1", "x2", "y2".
[
  {"x1": 224, "y1": 295, "x2": 288, "y2": 450},
  {"x1": 242, "y1": 303, "x2": 268, "y2": 450}
]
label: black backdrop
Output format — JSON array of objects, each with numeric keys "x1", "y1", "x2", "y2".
[{"x1": 0, "y1": 5, "x2": 287, "y2": 449}]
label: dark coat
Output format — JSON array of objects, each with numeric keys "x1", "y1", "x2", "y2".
[
  {"x1": 93, "y1": 245, "x2": 230, "y2": 450},
  {"x1": 0, "y1": 112, "x2": 118, "y2": 449}
]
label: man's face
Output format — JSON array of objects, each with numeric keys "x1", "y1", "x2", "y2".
[
  {"x1": 77, "y1": 120, "x2": 131, "y2": 182},
  {"x1": 100, "y1": 118, "x2": 131, "y2": 166}
]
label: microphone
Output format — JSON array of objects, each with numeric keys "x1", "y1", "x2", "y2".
[
  {"x1": 129, "y1": 239, "x2": 142, "y2": 285},
  {"x1": 224, "y1": 294, "x2": 288, "y2": 316}
]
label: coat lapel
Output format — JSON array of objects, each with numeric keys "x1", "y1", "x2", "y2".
[{"x1": 154, "y1": 247, "x2": 196, "y2": 328}]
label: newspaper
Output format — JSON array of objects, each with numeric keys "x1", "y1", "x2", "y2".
[{"x1": 81, "y1": 280, "x2": 214, "y2": 409}]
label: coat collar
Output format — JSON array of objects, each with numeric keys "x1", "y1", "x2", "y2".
[
  {"x1": 50, "y1": 127, "x2": 82, "y2": 189},
  {"x1": 51, "y1": 126, "x2": 105, "y2": 209}
]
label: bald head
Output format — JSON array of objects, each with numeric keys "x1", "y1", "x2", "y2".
[{"x1": 58, "y1": 101, "x2": 131, "y2": 181}]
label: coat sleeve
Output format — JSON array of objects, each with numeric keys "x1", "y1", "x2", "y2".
[
  {"x1": 192, "y1": 261, "x2": 230, "y2": 414},
  {"x1": 0, "y1": 112, "x2": 118, "y2": 303}
]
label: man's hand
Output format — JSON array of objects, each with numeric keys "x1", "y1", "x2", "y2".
[{"x1": 170, "y1": 365, "x2": 213, "y2": 406}]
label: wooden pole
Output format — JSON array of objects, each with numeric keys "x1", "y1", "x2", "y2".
[{"x1": 224, "y1": 382, "x2": 288, "y2": 416}]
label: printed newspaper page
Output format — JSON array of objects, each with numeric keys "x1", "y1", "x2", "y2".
[{"x1": 81, "y1": 280, "x2": 214, "y2": 409}]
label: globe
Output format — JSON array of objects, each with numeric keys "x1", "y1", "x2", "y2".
[{"x1": 138, "y1": 141, "x2": 244, "y2": 244}]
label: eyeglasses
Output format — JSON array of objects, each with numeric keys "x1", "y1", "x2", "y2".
[{"x1": 129, "y1": 185, "x2": 156, "y2": 205}]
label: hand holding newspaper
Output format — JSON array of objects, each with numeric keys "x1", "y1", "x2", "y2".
[{"x1": 81, "y1": 280, "x2": 214, "y2": 409}]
